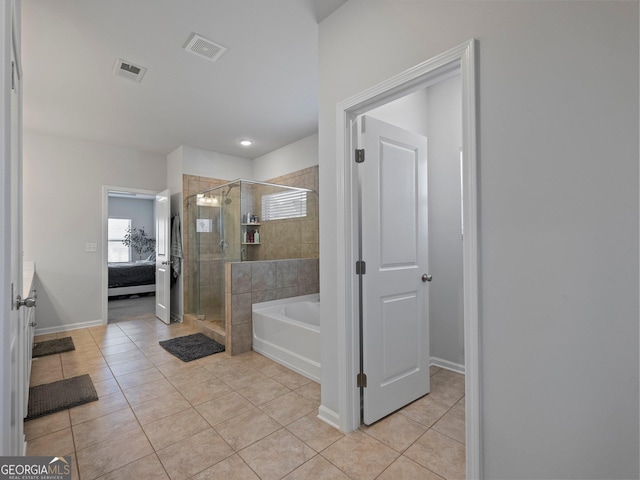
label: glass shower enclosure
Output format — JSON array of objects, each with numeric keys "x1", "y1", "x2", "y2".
[{"x1": 186, "y1": 179, "x2": 312, "y2": 328}]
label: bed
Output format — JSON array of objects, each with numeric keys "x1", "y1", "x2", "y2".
[{"x1": 108, "y1": 259, "x2": 155, "y2": 297}]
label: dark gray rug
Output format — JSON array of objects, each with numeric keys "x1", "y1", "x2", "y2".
[
  {"x1": 159, "y1": 333, "x2": 225, "y2": 362},
  {"x1": 26, "y1": 374, "x2": 98, "y2": 420},
  {"x1": 32, "y1": 337, "x2": 75, "y2": 357}
]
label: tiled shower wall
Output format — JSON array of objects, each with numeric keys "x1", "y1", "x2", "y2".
[
  {"x1": 225, "y1": 258, "x2": 320, "y2": 355},
  {"x1": 246, "y1": 166, "x2": 319, "y2": 261}
]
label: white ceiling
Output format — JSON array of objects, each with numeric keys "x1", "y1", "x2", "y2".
[{"x1": 20, "y1": 0, "x2": 347, "y2": 159}]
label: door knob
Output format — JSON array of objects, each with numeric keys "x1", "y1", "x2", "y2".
[
  {"x1": 422, "y1": 274, "x2": 432, "y2": 282},
  {"x1": 16, "y1": 295, "x2": 36, "y2": 309}
]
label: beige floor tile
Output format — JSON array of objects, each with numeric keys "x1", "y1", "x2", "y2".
[
  {"x1": 166, "y1": 366, "x2": 217, "y2": 390},
  {"x1": 64, "y1": 366, "x2": 114, "y2": 383},
  {"x1": 96, "y1": 335, "x2": 138, "y2": 355},
  {"x1": 96, "y1": 453, "x2": 169, "y2": 480},
  {"x1": 30, "y1": 354, "x2": 62, "y2": 372},
  {"x1": 432, "y1": 400, "x2": 466, "y2": 444},
  {"x1": 24, "y1": 410, "x2": 70, "y2": 441},
  {"x1": 34, "y1": 333, "x2": 58, "y2": 342},
  {"x1": 399, "y1": 394, "x2": 451, "y2": 428},
  {"x1": 143, "y1": 407, "x2": 210, "y2": 451},
  {"x1": 215, "y1": 408, "x2": 282, "y2": 450},
  {"x1": 131, "y1": 390, "x2": 191, "y2": 425},
  {"x1": 259, "y1": 391, "x2": 317, "y2": 426},
  {"x1": 108, "y1": 356, "x2": 154, "y2": 377},
  {"x1": 103, "y1": 348, "x2": 146, "y2": 366},
  {"x1": 377, "y1": 455, "x2": 445, "y2": 480},
  {"x1": 178, "y1": 377, "x2": 233, "y2": 406},
  {"x1": 286, "y1": 412, "x2": 344, "y2": 452},
  {"x1": 146, "y1": 351, "x2": 180, "y2": 367},
  {"x1": 195, "y1": 391, "x2": 254, "y2": 426},
  {"x1": 218, "y1": 367, "x2": 268, "y2": 390},
  {"x1": 72, "y1": 407, "x2": 139, "y2": 450},
  {"x1": 286, "y1": 455, "x2": 351, "y2": 479},
  {"x1": 157, "y1": 428, "x2": 234, "y2": 480},
  {"x1": 76, "y1": 426, "x2": 154, "y2": 480},
  {"x1": 69, "y1": 390, "x2": 129, "y2": 425},
  {"x1": 237, "y1": 377, "x2": 291, "y2": 406},
  {"x1": 429, "y1": 372, "x2": 465, "y2": 407},
  {"x1": 361, "y1": 412, "x2": 427, "y2": 452},
  {"x1": 92, "y1": 377, "x2": 121, "y2": 397},
  {"x1": 29, "y1": 368, "x2": 64, "y2": 387},
  {"x1": 270, "y1": 369, "x2": 312, "y2": 389},
  {"x1": 321, "y1": 430, "x2": 399, "y2": 480},
  {"x1": 430, "y1": 365, "x2": 443, "y2": 376},
  {"x1": 114, "y1": 366, "x2": 164, "y2": 389},
  {"x1": 25, "y1": 427, "x2": 74, "y2": 456},
  {"x1": 155, "y1": 357, "x2": 202, "y2": 378},
  {"x1": 190, "y1": 454, "x2": 259, "y2": 480},
  {"x1": 295, "y1": 381, "x2": 321, "y2": 403},
  {"x1": 120, "y1": 378, "x2": 178, "y2": 405},
  {"x1": 404, "y1": 430, "x2": 466, "y2": 480},
  {"x1": 256, "y1": 361, "x2": 292, "y2": 378},
  {"x1": 238, "y1": 429, "x2": 316, "y2": 480},
  {"x1": 94, "y1": 334, "x2": 135, "y2": 348}
]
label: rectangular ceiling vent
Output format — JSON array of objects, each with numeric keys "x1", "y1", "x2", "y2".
[
  {"x1": 184, "y1": 33, "x2": 227, "y2": 62},
  {"x1": 113, "y1": 59, "x2": 147, "y2": 83}
]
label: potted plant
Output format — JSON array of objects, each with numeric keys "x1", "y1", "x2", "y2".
[{"x1": 122, "y1": 226, "x2": 156, "y2": 260}]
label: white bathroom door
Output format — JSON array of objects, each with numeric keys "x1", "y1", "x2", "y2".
[
  {"x1": 358, "y1": 115, "x2": 430, "y2": 425},
  {"x1": 155, "y1": 189, "x2": 171, "y2": 324}
]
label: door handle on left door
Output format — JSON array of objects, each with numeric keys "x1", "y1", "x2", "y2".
[
  {"x1": 161, "y1": 260, "x2": 174, "y2": 265},
  {"x1": 421, "y1": 274, "x2": 432, "y2": 282},
  {"x1": 16, "y1": 295, "x2": 36, "y2": 309}
]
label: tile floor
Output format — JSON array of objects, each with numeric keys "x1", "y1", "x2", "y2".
[{"x1": 26, "y1": 316, "x2": 465, "y2": 480}]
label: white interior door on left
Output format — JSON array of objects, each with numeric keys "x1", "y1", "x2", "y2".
[
  {"x1": 155, "y1": 189, "x2": 170, "y2": 324},
  {"x1": 358, "y1": 115, "x2": 430, "y2": 425}
]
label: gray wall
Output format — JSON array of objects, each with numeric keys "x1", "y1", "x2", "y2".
[
  {"x1": 318, "y1": 1, "x2": 639, "y2": 478},
  {"x1": 23, "y1": 131, "x2": 166, "y2": 331}
]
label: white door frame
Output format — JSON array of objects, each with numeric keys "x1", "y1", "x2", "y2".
[
  {"x1": 101, "y1": 185, "x2": 160, "y2": 325},
  {"x1": 335, "y1": 39, "x2": 480, "y2": 477}
]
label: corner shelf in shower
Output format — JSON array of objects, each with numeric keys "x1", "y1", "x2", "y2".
[{"x1": 242, "y1": 223, "x2": 261, "y2": 245}]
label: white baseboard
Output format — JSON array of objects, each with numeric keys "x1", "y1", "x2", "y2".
[
  {"x1": 430, "y1": 356, "x2": 465, "y2": 375},
  {"x1": 35, "y1": 319, "x2": 104, "y2": 336},
  {"x1": 317, "y1": 405, "x2": 341, "y2": 431}
]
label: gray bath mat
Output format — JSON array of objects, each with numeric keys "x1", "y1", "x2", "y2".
[
  {"x1": 159, "y1": 333, "x2": 225, "y2": 362},
  {"x1": 32, "y1": 337, "x2": 75, "y2": 357},
  {"x1": 26, "y1": 374, "x2": 98, "y2": 420}
]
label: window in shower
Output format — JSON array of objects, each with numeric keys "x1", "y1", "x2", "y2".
[{"x1": 261, "y1": 190, "x2": 307, "y2": 221}]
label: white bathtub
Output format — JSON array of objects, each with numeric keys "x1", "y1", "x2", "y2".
[{"x1": 252, "y1": 294, "x2": 320, "y2": 382}]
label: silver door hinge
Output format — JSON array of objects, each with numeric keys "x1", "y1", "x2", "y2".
[
  {"x1": 355, "y1": 149, "x2": 365, "y2": 163},
  {"x1": 356, "y1": 260, "x2": 366, "y2": 275},
  {"x1": 357, "y1": 373, "x2": 367, "y2": 388}
]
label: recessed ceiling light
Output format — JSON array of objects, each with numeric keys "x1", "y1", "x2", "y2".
[{"x1": 239, "y1": 139, "x2": 253, "y2": 147}]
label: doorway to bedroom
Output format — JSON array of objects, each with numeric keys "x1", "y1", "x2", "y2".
[{"x1": 106, "y1": 188, "x2": 157, "y2": 323}]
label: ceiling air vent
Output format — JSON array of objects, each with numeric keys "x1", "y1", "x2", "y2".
[
  {"x1": 113, "y1": 59, "x2": 147, "y2": 83},
  {"x1": 184, "y1": 33, "x2": 227, "y2": 62}
]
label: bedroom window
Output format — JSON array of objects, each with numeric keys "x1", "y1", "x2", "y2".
[
  {"x1": 261, "y1": 190, "x2": 307, "y2": 221},
  {"x1": 108, "y1": 218, "x2": 131, "y2": 262}
]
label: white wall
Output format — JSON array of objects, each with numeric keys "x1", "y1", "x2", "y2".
[
  {"x1": 182, "y1": 145, "x2": 253, "y2": 180},
  {"x1": 253, "y1": 133, "x2": 319, "y2": 181},
  {"x1": 23, "y1": 131, "x2": 166, "y2": 331},
  {"x1": 319, "y1": 1, "x2": 638, "y2": 478}
]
